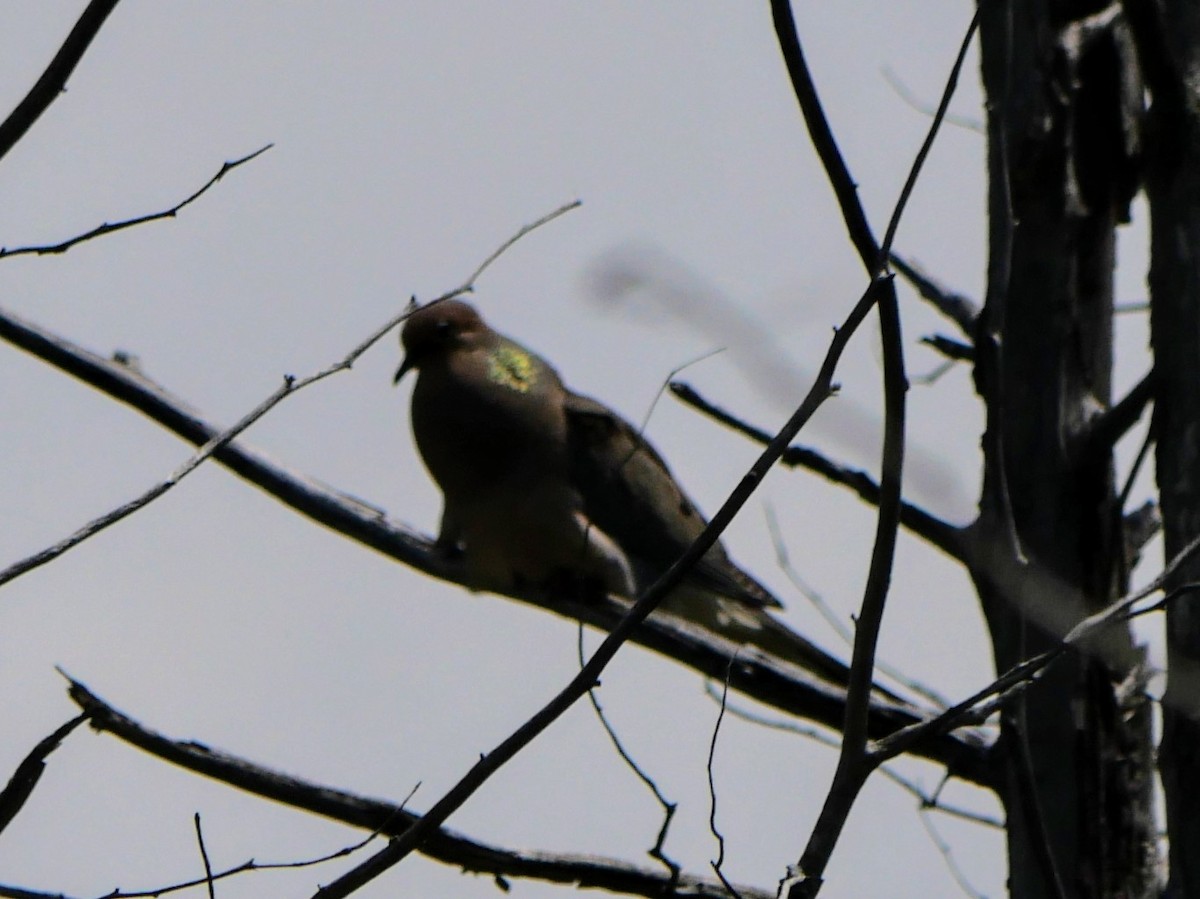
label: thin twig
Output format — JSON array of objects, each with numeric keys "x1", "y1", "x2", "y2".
[
  {"x1": 193, "y1": 814, "x2": 217, "y2": 899},
  {"x1": 921, "y1": 334, "x2": 975, "y2": 364},
  {"x1": 0, "y1": 0, "x2": 122, "y2": 163},
  {"x1": 462, "y1": 202, "x2": 580, "y2": 287},
  {"x1": 0, "y1": 146, "x2": 273, "y2": 260},
  {"x1": 912, "y1": 358, "x2": 958, "y2": 387},
  {"x1": 916, "y1": 811, "x2": 990, "y2": 899},
  {"x1": 576, "y1": 626, "x2": 681, "y2": 886},
  {"x1": 701, "y1": 682, "x2": 999, "y2": 829},
  {"x1": 881, "y1": 66, "x2": 985, "y2": 134},
  {"x1": 871, "y1": 537, "x2": 1200, "y2": 766},
  {"x1": 706, "y1": 656, "x2": 744, "y2": 899},
  {"x1": 636, "y1": 347, "x2": 726, "y2": 436},
  {"x1": 879, "y1": 10, "x2": 979, "y2": 262}
]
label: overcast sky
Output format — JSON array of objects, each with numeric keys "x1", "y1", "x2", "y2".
[{"x1": 0, "y1": 4, "x2": 1159, "y2": 898}]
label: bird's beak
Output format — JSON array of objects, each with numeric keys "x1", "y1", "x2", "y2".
[{"x1": 393, "y1": 355, "x2": 415, "y2": 385}]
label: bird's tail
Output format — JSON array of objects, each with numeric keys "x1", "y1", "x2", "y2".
[{"x1": 660, "y1": 588, "x2": 905, "y2": 702}]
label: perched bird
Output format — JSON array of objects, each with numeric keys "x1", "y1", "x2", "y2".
[{"x1": 394, "y1": 299, "x2": 853, "y2": 686}]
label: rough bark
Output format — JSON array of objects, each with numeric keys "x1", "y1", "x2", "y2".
[
  {"x1": 1132, "y1": 0, "x2": 1200, "y2": 894},
  {"x1": 976, "y1": 2, "x2": 1156, "y2": 897}
]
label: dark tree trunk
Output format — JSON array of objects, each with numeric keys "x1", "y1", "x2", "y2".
[
  {"x1": 975, "y1": 2, "x2": 1156, "y2": 896},
  {"x1": 1129, "y1": 1, "x2": 1200, "y2": 895}
]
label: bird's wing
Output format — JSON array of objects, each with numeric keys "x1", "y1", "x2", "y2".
[{"x1": 563, "y1": 391, "x2": 781, "y2": 609}]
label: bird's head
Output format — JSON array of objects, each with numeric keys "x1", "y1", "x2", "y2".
[{"x1": 394, "y1": 299, "x2": 488, "y2": 384}]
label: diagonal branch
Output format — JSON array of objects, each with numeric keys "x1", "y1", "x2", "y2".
[
  {"x1": 0, "y1": 0, "x2": 122, "y2": 163},
  {"x1": 921, "y1": 334, "x2": 974, "y2": 364},
  {"x1": 0, "y1": 714, "x2": 88, "y2": 837},
  {"x1": 1079, "y1": 368, "x2": 1155, "y2": 457},
  {"x1": 872, "y1": 533, "x2": 1200, "y2": 766},
  {"x1": 0, "y1": 145, "x2": 272, "y2": 260},
  {"x1": 670, "y1": 382, "x2": 967, "y2": 562},
  {"x1": 64, "y1": 677, "x2": 769, "y2": 899},
  {"x1": 889, "y1": 253, "x2": 981, "y2": 337}
]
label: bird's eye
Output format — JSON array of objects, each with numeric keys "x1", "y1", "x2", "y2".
[{"x1": 434, "y1": 319, "x2": 453, "y2": 339}]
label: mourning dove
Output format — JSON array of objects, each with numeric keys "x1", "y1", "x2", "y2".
[{"x1": 394, "y1": 299, "x2": 853, "y2": 686}]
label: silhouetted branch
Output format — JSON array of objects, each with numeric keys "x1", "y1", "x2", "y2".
[
  {"x1": 889, "y1": 253, "x2": 980, "y2": 337},
  {"x1": 1081, "y1": 369, "x2": 1154, "y2": 457},
  {"x1": 706, "y1": 659, "x2": 742, "y2": 899},
  {"x1": 702, "y1": 682, "x2": 999, "y2": 828},
  {"x1": 873, "y1": 537, "x2": 1200, "y2": 767},
  {"x1": 192, "y1": 814, "x2": 217, "y2": 899},
  {"x1": 3, "y1": 778, "x2": 405, "y2": 898},
  {"x1": 65, "y1": 677, "x2": 769, "y2": 899},
  {"x1": 0, "y1": 714, "x2": 87, "y2": 837},
  {"x1": 770, "y1": 3, "x2": 981, "y2": 894},
  {"x1": 0, "y1": 146, "x2": 272, "y2": 260},
  {"x1": 769, "y1": 2, "x2": 878, "y2": 267},
  {"x1": 671, "y1": 382, "x2": 967, "y2": 563},
  {"x1": 0, "y1": 0, "x2": 122, "y2": 163},
  {"x1": 921, "y1": 334, "x2": 975, "y2": 364},
  {"x1": 577, "y1": 626, "x2": 680, "y2": 885}
]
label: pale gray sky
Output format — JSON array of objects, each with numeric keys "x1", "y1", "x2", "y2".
[{"x1": 0, "y1": 4, "x2": 1157, "y2": 898}]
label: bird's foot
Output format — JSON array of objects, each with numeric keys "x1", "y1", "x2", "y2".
[{"x1": 433, "y1": 537, "x2": 465, "y2": 562}]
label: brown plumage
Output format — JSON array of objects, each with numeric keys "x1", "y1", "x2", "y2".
[{"x1": 395, "y1": 299, "x2": 853, "y2": 685}]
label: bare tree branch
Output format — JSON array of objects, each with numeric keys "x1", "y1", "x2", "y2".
[
  {"x1": 705, "y1": 658, "x2": 743, "y2": 899},
  {"x1": 0, "y1": 145, "x2": 272, "y2": 261},
  {"x1": 916, "y1": 811, "x2": 990, "y2": 899},
  {"x1": 769, "y1": 3, "x2": 981, "y2": 894},
  {"x1": 921, "y1": 334, "x2": 974, "y2": 364},
  {"x1": 0, "y1": 0, "x2": 122, "y2": 163},
  {"x1": 701, "y1": 682, "x2": 999, "y2": 828},
  {"x1": 0, "y1": 715, "x2": 87, "y2": 837},
  {"x1": 670, "y1": 382, "x2": 966, "y2": 563},
  {"x1": 576, "y1": 626, "x2": 680, "y2": 886},
  {"x1": 63, "y1": 677, "x2": 768, "y2": 899},
  {"x1": 4, "y1": 788, "x2": 407, "y2": 898},
  {"x1": 888, "y1": 253, "x2": 981, "y2": 337},
  {"x1": 872, "y1": 536, "x2": 1200, "y2": 769},
  {"x1": 192, "y1": 814, "x2": 217, "y2": 899},
  {"x1": 1080, "y1": 368, "x2": 1155, "y2": 457},
  {"x1": 0, "y1": 884, "x2": 72, "y2": 899}
]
